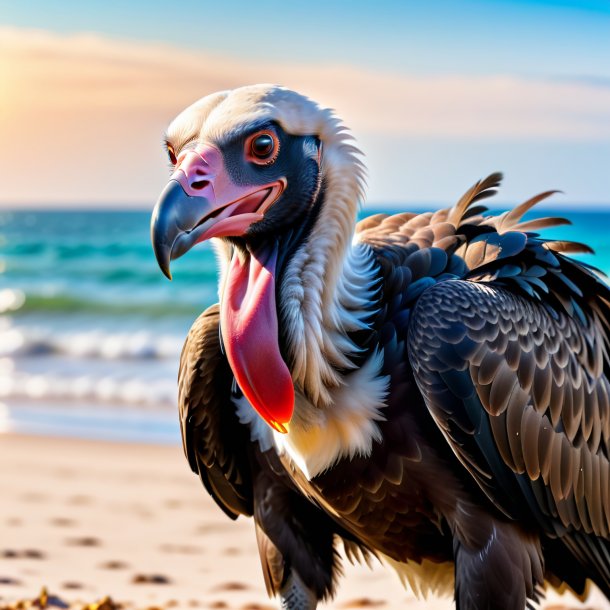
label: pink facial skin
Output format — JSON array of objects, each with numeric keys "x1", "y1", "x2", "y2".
[{"x1": 170, "y1": 145, "x2": 285, "y2": 243}]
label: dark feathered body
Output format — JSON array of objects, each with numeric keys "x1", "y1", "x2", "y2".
[{"x1": 178, "y1": 173, "x2": 610, "y2": 608}]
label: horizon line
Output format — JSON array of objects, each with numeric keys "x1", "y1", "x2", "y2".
[{"x1": 2, "y1": 201, "x2": 610, "y2": 212}]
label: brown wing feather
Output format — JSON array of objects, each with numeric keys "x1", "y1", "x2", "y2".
[
  {"x1": 493, "y1": 190, "x2": 561, "y2": 231},
  {"x1": 178, "y1": 304, "x2": 253, "y2": 518},
  {"x1": 357, "y1": 174, "x2": 572, "y2": 260},
  {"x1": 446, "y1": 171, "x2": 503, "y2": 227},
  {"x1": 255, "y1": 523, "x2": 285, "y2": 596}
]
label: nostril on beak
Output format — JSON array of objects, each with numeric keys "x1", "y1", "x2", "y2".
[{"x1": 191, "y1": 180, "x2": 210, "y2": 190}]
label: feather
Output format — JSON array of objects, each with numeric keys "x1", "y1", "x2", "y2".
[
  {"x1": 511, "y1": 217, "x2": 571, "y2": 233},
  {"x1": 447, "y1": 172, "x2": 503, "y2": 227},
  {"x1": 498, "y1": 190, "x2": 561, "y2": 231},
  {"x1": 546, "y1": 240, "x2": 595, "y2": 255}
]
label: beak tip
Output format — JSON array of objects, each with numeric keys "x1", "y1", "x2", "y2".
[
  {"x1": 156, "y1": 251, "x2": 173, "y2": 281},
  {"x1": 151, "y1": 241, "x2": 173, "y2": 280}
]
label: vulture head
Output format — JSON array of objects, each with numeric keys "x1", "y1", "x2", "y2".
[{"x1": 152, "y1": 85, "x2": 371, "y2": 438}]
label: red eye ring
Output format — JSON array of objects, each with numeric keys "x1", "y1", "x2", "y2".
[
  {"x1": 167, "y1": 145, "x2": 177, "y2": 165},
  {"x1": 246, "y1": 130, "x2": 279, "y2": 165}
]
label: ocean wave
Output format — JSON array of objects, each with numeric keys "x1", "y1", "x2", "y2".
[
  {"x1": 2, "y1": 257, "x2": 219, "y2": 284},
  {"x1": 6, "y1": 292, "x2": 206, "y2": 317},
  {"x1": 0, "y1": 288, "x2": 25, "y2": 313},
  {"x1": 0, "y1": 323, "x2": 183, "y2": 361},
  {"x1": 0, "y1": 368, "x2": 176, "y2": 410}
]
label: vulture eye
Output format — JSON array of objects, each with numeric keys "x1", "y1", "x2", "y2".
[
  {"x1": 252, "y1": 135, "x2": 273, "y2": 157},
  {"x1": 167, "y1": 145, "x2": 177, "y2": 165},
  {"x1": 247, "y1": 131, "x2": 279, "y2": 164}
]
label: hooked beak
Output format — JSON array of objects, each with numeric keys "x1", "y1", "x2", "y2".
[{"x1": 151, "y1": 145, "x2": 285, "y2": 279}]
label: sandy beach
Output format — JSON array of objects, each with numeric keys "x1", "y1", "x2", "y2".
[{"x1": 1, "y1": 433, "x2": 609, "y2": 610}]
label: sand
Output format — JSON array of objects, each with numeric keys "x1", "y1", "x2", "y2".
[{"x1": 0, "y1": 433, "x2": 608, "y2": 610}]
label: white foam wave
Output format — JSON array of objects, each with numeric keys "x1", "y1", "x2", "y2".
[
  {"x1": 0, "y1": 322, "x2": 183, "y2": 361},
  {"x1": 0, "y1": 366, "x2": 177, "y2": 409},
  {"x1": 0, "y1": 289, "x2": 25, "y2": 313}
]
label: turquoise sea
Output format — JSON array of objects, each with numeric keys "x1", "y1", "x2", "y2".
[{"x1": 1, "y1": 208, "x2": 609, "y2": 443}]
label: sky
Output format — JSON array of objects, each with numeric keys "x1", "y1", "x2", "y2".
[{"x1": 1, "y1": 0, "x2": 609, "y2": 207}]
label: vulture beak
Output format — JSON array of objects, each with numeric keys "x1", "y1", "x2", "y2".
[{"x1": 151, "y1": 144, "x2": 285, "y2": 279}]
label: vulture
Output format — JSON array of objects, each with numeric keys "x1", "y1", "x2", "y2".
[{"x1": 150, "y1": 84, "x2": 610, "y2": 610}]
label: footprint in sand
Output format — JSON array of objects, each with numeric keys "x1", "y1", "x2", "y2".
[
  {"x1": 212, "y1": 582, "x2": 250, "y2": 592},
  {"x1": 131, "y1": 574, "x2": 172, "y2": 585},
  {"x1": 98, "y1": 560, "x2": 129, "y2": 570},
  {"x1": 65, "y1": 536, "x2": 101, "y2": 547},
  {"x1": 1, "y1": 549, "x2": 46, "y2": 559}
]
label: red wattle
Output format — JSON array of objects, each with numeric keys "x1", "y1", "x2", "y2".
[{"x1": 220, "y1": 244, "x2": 294, "y2": 432}]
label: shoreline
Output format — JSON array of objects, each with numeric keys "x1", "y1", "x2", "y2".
[
  {"x1": 0, "y1": 401, "x2": 180, "y2": 445},
  {"x1": 0, "y1": 433, "x2": 607, "y2": 609}
]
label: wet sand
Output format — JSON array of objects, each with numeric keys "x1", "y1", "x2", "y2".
[{"x1": 0, "y1": 434, "x2": 607, "y2": 610}]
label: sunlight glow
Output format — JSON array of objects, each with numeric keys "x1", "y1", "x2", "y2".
[{"x1": 1, "y1": 25, "x2": 609, "y2": 205}]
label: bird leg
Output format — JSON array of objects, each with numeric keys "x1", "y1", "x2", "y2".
[
  {"x1": 253, "y1": 472, "x2": 339, "y2": 608},
  {"x1": 279, "y1": 571, "x2": 318, "y2": 610},
  {"x1": 451, "y1": 505, "x2": 544, "y2": 610}
]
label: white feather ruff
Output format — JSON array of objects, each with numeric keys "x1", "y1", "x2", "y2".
[{"x1": 273, "y1": 349, "x2": 389, "y2": 479}]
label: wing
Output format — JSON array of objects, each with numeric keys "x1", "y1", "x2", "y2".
[
  {"x1": 408, "y1": 278, "x2": 610, "y2": 588},
  {"x1": 409, "y1": 278, "x2": 610, "y2": 532},
  {"x1": 178, "y1": 303, "x2": 253, "y2": 519},
  {"x1": 356, "y1": 172, "x2": 610, "y2": 591}
]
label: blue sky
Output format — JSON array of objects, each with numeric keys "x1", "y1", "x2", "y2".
[
  {"x1": 3, "y1": 0, "x2": 609, "y2": 78},
  {"x1": 1, "y1": 0, "x2": 609, "y2": 206}
]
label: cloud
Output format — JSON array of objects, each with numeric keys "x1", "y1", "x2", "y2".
[{"x1": 1, "y1": 26, "x2": 609, "y2": 204}]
